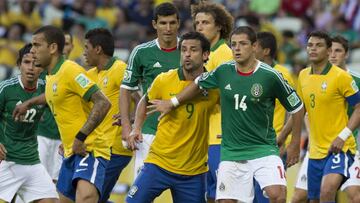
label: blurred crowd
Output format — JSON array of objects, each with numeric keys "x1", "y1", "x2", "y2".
[{"x1": 1, "y1": 0, "x2": 360, "y2": 80}]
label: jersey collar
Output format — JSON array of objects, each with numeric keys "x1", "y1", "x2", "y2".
[
  {"x1": 210, "y1": 39, "x2": 226, "y2": 52},
  {"x1": 310, "y1": 62, "x2": 332, "y2": 75},
  {"x1": 155, "y1": 38, "x2": 180, "y2": 50},
  {"x1": 104, "y1": 57, "x2": 116, "y2": 70},
  {"x1": 18, "y1": 75, "x2": 38, "y2": 91},
  {"x1": 51, "y1": 56, "x2": 65, "y2": 75}
]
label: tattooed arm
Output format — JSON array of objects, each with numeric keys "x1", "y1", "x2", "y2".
[{"x1": 72, "y1": 90, "x2": 111, "y2": 156}]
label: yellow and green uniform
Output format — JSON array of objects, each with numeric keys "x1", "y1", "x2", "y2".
[
  {"x1": 145, "y1": 68, "x2": 219, "y2": 175},
  {"x1": 87, "y1": 57, "x2": 132, "y2": 156},
  {"x1": 297, "y1": 63, "x2": 359, "y2": 159},
  {"x1": 45, "y1": 56, "x2": 110, "y2": 159},
  {"x1": 205, "y1": 39, "x2": 233, "y2": 145}
]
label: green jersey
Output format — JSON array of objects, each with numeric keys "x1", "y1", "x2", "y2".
[
  {"x1": 121, "y1": 39, "x2": 180, "y2": 134},
  {"x1": 348, "y1": 70, "x2": 360, "y2": 141},
  {"x1": 36, "y1": 71, "x2": 60, "y2": 139},
  {"x1": 196, "y1": 61, "x2": 303, "y2": 161},
  {"x1": 0, "y1": 76, "x2": 46, "y2": 164}
]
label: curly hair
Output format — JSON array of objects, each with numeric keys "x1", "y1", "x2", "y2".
[{"x1": 192, "y1": 2, "x2": 234, "y2": 40}]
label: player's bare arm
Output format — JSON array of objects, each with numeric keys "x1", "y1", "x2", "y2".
[
  {"x1": 286, "y1": 106, "x2": 305, "y2": 168},
  {"x1": 127, "y1": 95, "x2": 148, "y2": 151},
  {"x1": 0, "y1": 143, "x2": 7, "y2": 160},
  {"x1": 119, "y1": 88, "x2": 134, "y2": 141},
  {"x1": 12, "y1": 93, "x2": 46, "y2": 121}
]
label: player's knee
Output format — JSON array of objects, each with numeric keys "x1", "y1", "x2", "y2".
[
  {"x1": 76, "y1": 180, "x2": 99, "y2": 202},
  {"x1": 348, "y1": 193, "x2": 360, "y2": 203},
  {"x1": 320, "y1": 185, "x2": 337, "y2": 201},
  {"x1": 291, "y1": 189, "x2": 308, "y2": 203},
  {"x1": 266, "y1": 186, "x2": 286, "y2": 203}
]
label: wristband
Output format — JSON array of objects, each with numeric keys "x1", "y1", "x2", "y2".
[
  {"x1": 170, "y1": 96, "x2": 180, "y2": 107},
  {"x1": 76, "y1": 131, "x2": 88, "y2": 142},
  {"x1": 338, "y1": 127, "x2": 352, "y2": 141}
]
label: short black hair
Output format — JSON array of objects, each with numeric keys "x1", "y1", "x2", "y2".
[
  {"x1": 308, "y1": 30, "x2": 332, "y2": 48},
  {"x1": 230, "y1": 26, "x2": 257, "y2": 44},
  {"x1": 331, "y1": 35, "x2": 349, "y2": 53},
  {"x1": 153, "y1": 2, "x2": 179, "y2": 22},
  {"x1": 179, "y1": 31, "x2": 210, "y2": 53},
  {"x1": 257, "y1": 32, "x2": 277, "y2": 59},
  {"x1": 17, "y1": 43, "x2": 32, "y2": 66},
  {"x1": 33, "y1": 25, "x2": 65, "y2": 54},
  {"x1": 85, "y1": 28, "x2": 114, "y2": 57}
]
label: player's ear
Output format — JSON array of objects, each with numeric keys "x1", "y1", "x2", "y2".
[
  {"x1": 152, "y1": 20, "x2": 157, "y2": 30},
  {"x1": 203, "y1": 50, "x2": 210, "y2": 62},
  {"x1": 95, "y1": 45, "x2": 102, "y2": 55},
  {"x1": 49, "y1": 43, "x2": 58, "y2": 55}
]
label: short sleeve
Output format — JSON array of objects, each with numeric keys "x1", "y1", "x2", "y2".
[
  {"x1": 195, "y1": 69, "x2": 219, "y2": 90},
  {"x1": 340, "y1": 71, "x2": 360, "y2": 106},
  {"x1": 121, "y1": 46, "x2": 143, "y2": 90},
  {"x1": 68, "y1": 66, "x2": 99, "y2": 101},
  {"x1": 147, "y1": 74, "x2": 163, "y2": 101}
]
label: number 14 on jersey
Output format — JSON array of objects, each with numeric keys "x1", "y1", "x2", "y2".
[{"x1": 234, "y1": 94, "x2": 247, "y2": 111}]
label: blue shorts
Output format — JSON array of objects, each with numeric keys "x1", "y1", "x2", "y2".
[
  {"x1": 57, "y1": 153, "x2": 108, "y2": 201},
  {"x1": 308, "y1": 151, "x2": 354, "y2": 200},
  {"x1": 100, "y1": 153, "x2": 131, "y2": 203},
  {"x1": 207, "y1": 144, "x2": 220, "y2": 200},
  {"x1": 126, "y1": 163, "x2": 206, "y2": 203}
]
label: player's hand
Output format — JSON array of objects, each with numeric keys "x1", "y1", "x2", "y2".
[
  {"x1": 112, "y1": 113, "x2": 121, "y2": 126},
  {"x1": 12, "y1": 101, "x2": 31, "y2": 121},
  {"x1": 276, "y1": 131, "x2": 287, "y2": 148},
  {"x1": 0, "y1": 143, "x2": 7, "y2": 160},
  {"x1": 147, "y1": 99, "x2": 174, "y2": 120},
  {"x1": 286, "y1": 142, "x2": 300, "y2": 168},
  {"x1": 329, "y1": 137, "x2": 345, "y2": 154},
  {"x1": 127, "y1": 128, "x2": 142, "y2": 151},
  {"x1": 58, "y1": 144, "x2": 64, "y2": 156},
  {"x1": 72, "y1": 138, "x2": 87, "y2": 156}
]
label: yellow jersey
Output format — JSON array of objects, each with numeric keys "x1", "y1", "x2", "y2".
[
  {"x1": 273, "y1": 63, "x2": 295, "y2": 146},
  {"x1": 297, "y1": 63, "x2": 358, "y2": 159},
  {"x1": 45, "y1": 57, "x2": 110, "y2": 159},
  {"x1": 87, "y1": 57, "x2": 132, "y2": 157},
  {"x1": 205, "y1": 39, "x2": 233, "y2": 145},
  {"x1": 145, "y1": 68, "x2": 219, "y2": 175}
]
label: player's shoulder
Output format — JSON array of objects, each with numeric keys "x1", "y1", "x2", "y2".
[
  {"x1": 349, "y1": 69, "x2": 360, "y2": 81},
  {"x1": 0, "y1": 76, "x2": 19, "y2": 93},
  {"x1": 215, "y1": 60, "x2": 236, "y2": 71},
  {"x1": 298, "y1": 67, "x2": 312, "y2": 78},
  {"x1": 130, "y1": 40, "x2": 157, "y2": 54},
  {"x1": 62, "y1": 60, "x2": 85, "y2": 72},
  {"x1": 274, "y1": 64, "x2": 291, "y2": 74},
  {"x1": 155, "y1": 68, "x2": 178, "y2": 81},
  {"x1": 258, "y1": 62, "x2": 284, "y2": 78}
]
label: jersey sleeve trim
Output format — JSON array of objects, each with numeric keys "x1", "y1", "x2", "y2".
[
  {"x1": 83, "y1": 85, "x2": 100, "y2": 101},
  {"x1": 120, "y1": 84, "x2": 139, "y2": 90},
  {"x1": 346, "y1": 91, "x2": 360, "y2": 106},
  {"x1": 288, "y1": 103, "x2": 304, "y2": 114},
  {"x1": 194, "y1": 76, "x2": 203, "y2": 89}
]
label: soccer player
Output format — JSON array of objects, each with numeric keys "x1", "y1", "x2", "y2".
[
  {"x1": 0, "y1": 44, "x2": 58, "y2": 203},
  {"x1": 125, "y1": 31, "x2": 217, "y2": 203},
  {"x1": 297, "y1": 31, "x2": 360, "y2": 203},
  {"x1": 119, "y1": 2, "x2": 180, "y2": 178},
  {"x1": 83, "y1": 28, "x2": 133, "y2": 203},
  {"x1": 192, "y1": 2, "x2": 233, "y2": 202},
  {"x1": 63, "y1": 32, "x2": 74, "y2": 58},
  {"x1": 12, "y1": 25, "x2": 111, "y2": 203},
  {"x1": 149, "y1": 26, "x2": 304, "y2": 203}
]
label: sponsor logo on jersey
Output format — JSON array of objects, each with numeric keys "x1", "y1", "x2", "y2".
[
  {"x1": 321, "y1": 81, "x2": 327, "y2": 92},
  {"x1": 153, "y1": 62, "x2": 162, "y2": 68},
  {"x1": 225, "y1": 84, "x2": 232, "y2": 90},
  {"x1": 123, "y1": 70, "x2": 132, "y2": 83},
  {"x1": 75, "y1": 73, "x2": 90, "y2": 88},
  {"x1": 287, "y1": 92, "x2": 301, "y2": 107},
  {"x1": 351, "y1": 80, "x2": 359, "y2": 92},
  {"x1": 251, "y1": 83, "x2": 263, "y2": 97}
]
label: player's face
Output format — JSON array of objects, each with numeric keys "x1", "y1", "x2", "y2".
[
  {"x1": 330, "y1": 42, "x2": 348, "y2": 67},
  {"x1": 31, "y1": 33, "x2": 51, "y2": 68},
  {"x1": 307, "y1": 36, "x2": 330, "y2": 64},
  {"x1": 194, "y1": 12, "x2": 220, "y2": 44},
  {"x1": 153, "y1": 14, "x2": 180, "y2": 44},
  {"x1": 255, "y1": 43, "x2": 266, "y2": 61},
  {"x1": 20, "y1": 53, "x2": 42, "y2": 84},
  {"x1": 63, "y1": 34, "x2": 73, "y2": 57},
  {"x1": 84, "y1": 39, "x2": 97, "y2": 67},
  {"x1": 180, "y1": 39, "x2": 208, "y2": 72},
  {"x1": 230, "y1": 33, "x2": 256, "y2": 64}
]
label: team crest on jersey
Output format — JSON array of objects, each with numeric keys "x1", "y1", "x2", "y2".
[
  {"x1": 75, "y1": 73, "x2": 90, "y2": 88},
  {"x1": 124, "y1": 70, "x2": 132, "y2": 83},
  {"x1": 201, "y1": 89, "x2": 208, "y2": 97},
  {"x1": 128, "y1": 185, "x2": 138, "y2": 198},
  {"x1": 251, "y1": 83, "x2": 263, "y2": 97},
  {"x1": 351, "y1": 80, "x2": 359, "y2": 92},
  {"x1": 321, "y1": 81, "x2": 327, "y2": 92},
  {"x1": 103, "y1": 77, "x2": 108, "y2": 86},
  {"x1": 52, "y1": 83, "x2": 57, "y2": 92}
]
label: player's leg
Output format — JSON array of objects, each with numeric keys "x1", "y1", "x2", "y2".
[
  {"x1": 171, "y1": 172, "x2": 206, "y2": 203},
  {"x1": 320, "y1": 152, "x2": 354, "y2": 202},
  {"x1": 56, "y1": 155, "x2": 77, "y2": 201},
  {"x1": 99, "y1": 154, "x2": 131, "y2": 203},
  {"x1": 292, "y1": 152, "x2": 309, "y2": 203},
  {"x1": 126, "y1": 163, "x2": 170, "y2": 203},
  {"x1": 341, "y1": 151, "x2": 360, "y2": 203},
  {"x1": 0, "y1": 161, "x2": 24, "y2": 202},
  {"x1": 37, "y1": 136, "x2": 51, "y2": 174},
  {"x1": 16, "y1": 163, "x2": 58, "y2": 203},
  {"x1": 207, "y1": 144, "x2": 220, "y2": 203},
  {"x1": 133, "y1": 134, "x2": 155, "y2": 179},
  {"x1": 216, "y1": 161, "x2": 254, "y2": 203},
  {"x1": 307, "y1": 158, "x2": 326, "y2": 203},
  {"x1": 48, "y1": 139, "x2": 63, "y2": 182},
  {"x1": 252, "y1": 155, "x2": 286, "y2": 203}
]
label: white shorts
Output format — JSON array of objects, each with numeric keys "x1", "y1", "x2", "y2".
[
  {"x1": 295, "y1": 151, "x2": 309, "y2": 190},
  {"x1": 341, "y1": 151, "x2": 360, "y2": 191},
  {"x1": 134, "y1": 133, "x2": 155, "y2": 179},
  {"x1": 0, "y1": 161, "x2": 58, "y2": 202},
  {"x1": 37, "y1": 135, "x2": 63, "y2": 180},
  {"x1": 216, "y1": 155, "x2": 286, "y2": 202}
]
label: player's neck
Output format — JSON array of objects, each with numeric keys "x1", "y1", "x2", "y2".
[
  {"x1": 96, "y1": 56, "x2": 111, "y2": 71},
  {"x1": 236, "y1": 56, "x2": 257, "y2": 73},
  {"x1": 47, "y1": 54, "x2": 62, "y2": 74},
  {"x1": 158, "y1": 38, "x2": 177, "y2": 49},
  {"x1": 311, "y1": 59, "x2": 329, "y2": 74},
  {"x1": 263, "y1": 57, "x2": 273, "y2": 67},
  {"x1": 210, "y1": 34, "x2": 221, "y2": 49},
  {"x1": 183, "y1": 66, "x2": 204, "y2": 81},
  {"x1": 20, "y1": 77, "x2": 37, "y2": 91}
]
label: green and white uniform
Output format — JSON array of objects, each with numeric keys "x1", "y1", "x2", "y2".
[
  {"x1": 121, "y1": 38, "x2": 180, "y2": 177},
  {"x1": 196, "y1": 60, "x2": 303, "y2": 202},
  {"x1": 0, "y1": 76, "x2": 58, "y2": 202}
]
